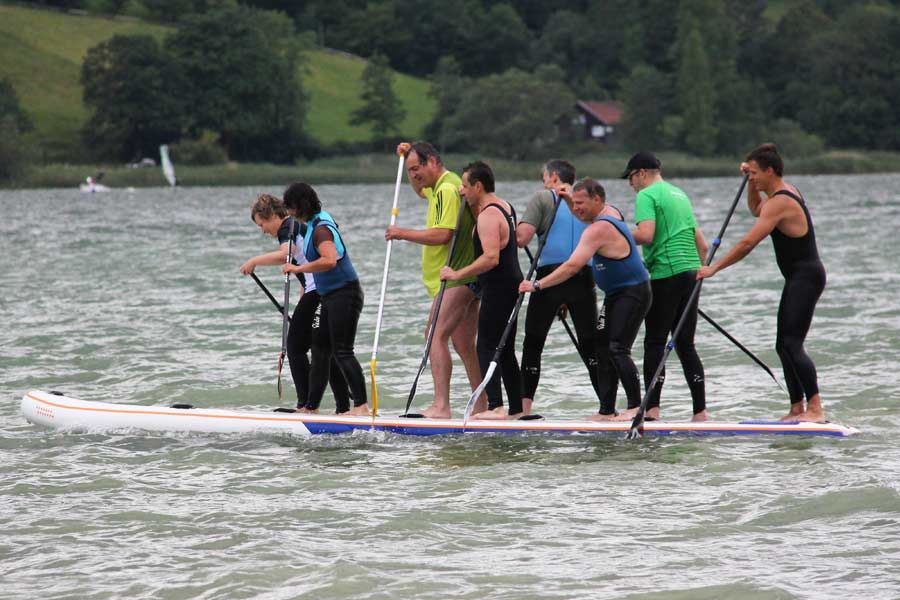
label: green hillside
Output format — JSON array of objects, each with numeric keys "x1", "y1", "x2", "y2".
[{"x1": 0, "y1": 4, "x2": 435, "y2": 161}]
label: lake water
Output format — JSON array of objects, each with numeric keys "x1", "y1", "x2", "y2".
[{"x1": 2, "y1": 175, "x2": 899, "y2": 599}]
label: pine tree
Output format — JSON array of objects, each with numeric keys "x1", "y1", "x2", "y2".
[{"x1": 350, "y1": 52, "x2": 406, "y2": 146}]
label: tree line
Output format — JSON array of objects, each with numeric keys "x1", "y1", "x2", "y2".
[{"x1": 8, "y1": 0, "x2": 900, "y2": 168}]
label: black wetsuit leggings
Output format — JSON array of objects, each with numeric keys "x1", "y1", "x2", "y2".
[
  {"x1": 289, "y1": 290, "x2": 351, "y2": 409},
  {"x1": 598, "y1": 281, "x2": 652, "y2": 413},
  {"x1": 306, "y1": 280, "x2": 367, "y2": 411},
  {"x1": 477, "y1": 284, "x2": 522, "y2": 414},
  {"x1": 521, "y1": 266, "x2": 607, "y2": 403},
  {"x1": 777, "y1": 262, "x2": 826, "y2": 405},
  {"x1": 643, "y1": 271, "x2": 705, "y2": 414}
]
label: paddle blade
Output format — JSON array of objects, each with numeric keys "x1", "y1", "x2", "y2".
[
  {"x1": 463, "y1": 362, "x2": 496, "y2": 425},
  {"x1": 276, "y1": 352, "x2": 285, "y2": 402},
  {"x1": 369, "y1": 358, "x2": 379, "y2": 417}
]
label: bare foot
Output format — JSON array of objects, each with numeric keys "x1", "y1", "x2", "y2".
[
  {"x1": 298, "y1": 407, "x2": 319, "y2": 414},
  {"x1": 589, "y1": 413, "x2": 618, "y2": 422},
  {"x1": 507, "y1": 412, "x2": 525, "y2": 420},
  {"x1": 780, "y1": 404, "x2": 805, "y2": 421},
  {"x1": 796, "y1": 409, "x2": 827, "y2": 423},
  {"x1": 610, "y1": 408, "x2": 640, "y2": 422},
  {"x1": 471, "y1": 406, "x2": 508, "y2": 420},
  {"x1": 348, "y1": 403, "x2": 371, "y2": 416},
  {"x1": 420, "y1": 403, "x2": 451, "y2": 419},
  {"x1": 470, "y1": 397, "x2": 488, "y2": 415},
  {"x1": 521, "y1": 398, "x2": 533, "y2": 416},
  {"x1": 645, "y1": 407, "x2": 660, "y2": 420},
  {"x1": 691, "y1": 410, "x2": 709, "y2": 422}
]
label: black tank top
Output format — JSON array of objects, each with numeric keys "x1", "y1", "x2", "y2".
[
  {"x1": 473, "y1": 202, "x2": 523, "y2": 288},
  {"x1": 770, "y1": 189, "x2": 821, "y2": 277}
]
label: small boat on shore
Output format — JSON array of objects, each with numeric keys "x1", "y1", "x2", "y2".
[{"x1": 21, "y1": 390, "x2": 859, "y2": 438}]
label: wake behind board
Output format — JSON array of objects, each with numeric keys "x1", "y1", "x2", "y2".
[{"x1": 21, "y1": 390, "x2": 859, "y2": 438}]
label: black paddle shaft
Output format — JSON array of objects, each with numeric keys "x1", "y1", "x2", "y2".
[
  {"x1": 250, "y1": 272, "x2": 291, "y2": 323},
  {"x1": 403, "y1": 197, "x2": 471, "y2": 415},
  {"x1": 627, "y1": 174, "x2": 750, "y2": 439},
  {"x1": 277, "y1": 219, "x2": 297, "y2": 400}
]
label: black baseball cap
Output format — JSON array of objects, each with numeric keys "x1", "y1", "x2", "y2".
[{"x1": 621, "y1": 152, "x2": 661, "y2": 178}]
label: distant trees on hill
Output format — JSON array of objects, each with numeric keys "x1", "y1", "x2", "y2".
[
  {"x1": 66, "y1": 0, "x2": 900, "y2": 159},
  {"x1": 79, "y1": 4, "x2": 309, "y2": 163}
]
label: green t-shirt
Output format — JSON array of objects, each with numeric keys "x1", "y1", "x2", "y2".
[
  {"x1": 421, "y1": 170, "x2": 476, "y2": 297},
  {"x1": 634, "y1": 180, "x2": 700, "y2": 279}
]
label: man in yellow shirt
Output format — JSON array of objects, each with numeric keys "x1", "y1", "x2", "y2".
[{"x1": 385, "y1": 141, "x2": 484, "y2": 417}]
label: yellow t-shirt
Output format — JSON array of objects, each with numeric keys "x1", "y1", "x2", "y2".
[{"x1": 421, "y1": 170, "x2": 476, "y2": 297}]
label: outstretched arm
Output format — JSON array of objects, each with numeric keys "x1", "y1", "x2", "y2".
[
  {"x1": 697, "y1": 197, "x2": 786, "y2": 279},
  {"x1": 520, "y1": 222, "x2": 603, "y2": 293}
]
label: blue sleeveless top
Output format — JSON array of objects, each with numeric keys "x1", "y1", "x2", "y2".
[
  {"x1": 591, "y1": 216, "x2": 649, "y2": 294},
  {"x1": 538, "y1": 191, "x2": 588, "y2": 267},
  {"x1": 303, "y1": 210, "x2": 358, "y2": 295}
]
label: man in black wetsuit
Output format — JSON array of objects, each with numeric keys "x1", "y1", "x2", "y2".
[
  {"x1": 698, "y1": 143, "x2": 827, "y2": 422},
  {"x1": 441, "y1": 161, "x2": 524, "y2": 419}
]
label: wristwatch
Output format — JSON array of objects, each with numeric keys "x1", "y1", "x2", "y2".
[{"x1": 533, "y1": 280, "x2": 542, "y2": 291}]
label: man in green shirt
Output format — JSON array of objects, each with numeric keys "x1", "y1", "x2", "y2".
[
  {"x1": 624, "y1": 152, "x2": 710, "y2": 421},
  {"x1": 385, "y1": 141, "x2": 484, "y2": 418}
]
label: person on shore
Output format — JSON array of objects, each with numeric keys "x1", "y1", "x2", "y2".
[
  {"x1": 516, "y1": 160, "x2": 617, "y2": 416},
  {"x1": 520, "y1": 179, "x2": 651, "y2": 419},
  {"x1": 625, "y1": 152, "x2": 709, "y2": 422},
  {"x1": 698, "y1": 143, "x2": 827, "y2": 422},
  {"x1": 385, "y1": 141, "x2": 485, "y2": 418},
  {"x1": 239, "y1": 193, "x2": 351, "y2": 411},
  {"x1": 441, "y1": 161, "x2": 524, "y2": 419},
  {"x1": 282, "y1": 183, "x2": 369, "y2": 416}
]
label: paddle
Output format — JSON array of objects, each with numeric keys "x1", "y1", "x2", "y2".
[
  {"x1": 370, "y1": 155, "x2": 405, "y2": 417},
  {"x1": 276, "y1": 219, "x2": 297, "y2": 402},
  {"x1": 627, "y1": 174, "x2": 750, "y2": 439},
  {"x1": 462, "y1": 191, "x2": 564, "y2": 424},
  {"x1": 249, "y1": 272, "x2": 291, "y2": 322},
  {"x1": 697, "y1": 307, "x2": 786, "y2": 394},
  {"x1": 402, "y1": 195, "x2": 469, "y2": 417},
  {"x1": 522, "y1": 244, "x2": 591, "y2": 373}
]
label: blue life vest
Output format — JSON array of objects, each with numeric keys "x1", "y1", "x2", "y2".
[
  {"x1": 304, "y1": 210, "x2": 358, "y2": 295},
  {"x1": 538, "y1": 191, "x2": 588, "y2": 267},
  {"x1": 591, "y1": 216, "x2": 649, "y2": 294}
]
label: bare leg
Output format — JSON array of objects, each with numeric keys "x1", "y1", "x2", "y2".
[
  {"x1": 521, "y1": 398, "x2": 533, "y2": 416},
  {"x1": 419, "y1": 287, "x2": 476, "y2": 418}
]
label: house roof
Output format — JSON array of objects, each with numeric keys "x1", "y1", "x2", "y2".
[{"x1": 576, "y1": 100, "x2": 624, "y2": 125}]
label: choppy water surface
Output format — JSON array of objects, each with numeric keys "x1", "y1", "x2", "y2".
[{"x1": 2, "y1": 175, "x2": 899, "y2": 599}]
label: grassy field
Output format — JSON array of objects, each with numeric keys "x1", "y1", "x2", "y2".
[{"x1": 0, "y1": 4, "x2": 435, "y2": 161}]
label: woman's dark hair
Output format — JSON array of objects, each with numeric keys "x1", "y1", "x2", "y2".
[
  {"x1": 746, "y1": 143, "x2": 784, "y2": 177},
  {"x1": 462, "y1": 160, "x2": 495, "y2": 193},
  {"x1": 282, "y1": 182, "x2": 322, "y2": 220}
]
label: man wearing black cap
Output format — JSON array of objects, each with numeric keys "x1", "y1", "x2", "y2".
[{"x1": 623, "y1": 152, "x2": 709, "y2": 421}]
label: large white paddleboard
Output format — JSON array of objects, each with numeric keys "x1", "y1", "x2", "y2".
[{"x1": 21, "y1": 390, "x2": 859, "y2": 438}]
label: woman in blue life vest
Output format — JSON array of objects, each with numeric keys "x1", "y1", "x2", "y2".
[
  {"x1": 239, "y1": 193, "x2": 351, "y2": 411},
  {"x1": 282, "y1": 183, "x2": 369, "y2": 416}
]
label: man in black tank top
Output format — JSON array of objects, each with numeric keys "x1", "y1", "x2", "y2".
[
  {"x1": 441, "y1": 161, "x2": 524, "y2": 419},
  {"x1": 698, "y1": 144, "x2": 826, "y2": 423}
]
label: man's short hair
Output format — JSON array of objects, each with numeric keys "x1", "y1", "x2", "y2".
[
  {"x1": 463, "y1": 160, "x2": 495, "y2": 193},
  {"x1": 544, "y1": 159, "x2": 576, "y2": 185},
  {"x1": 572, "y1": 177, "x2": 606, "y2": 200},
  {"x1": 409, "y1": 141, "x2": 443, "y2": 167},
  {"x1": 746, "y1": 143, "x2": 784, "y2": 177}
]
